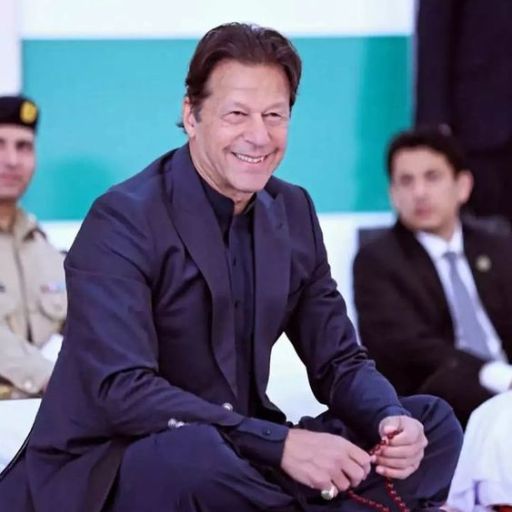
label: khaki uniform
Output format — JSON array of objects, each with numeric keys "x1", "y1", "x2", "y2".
[{"x1": 0, "y1": 209, "x2": 66, "y2": 399}]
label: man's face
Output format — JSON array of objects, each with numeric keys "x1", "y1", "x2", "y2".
[
  {"x1": 183, "y1": 60, "x2": 291, "y2": 207},
  {"x1": 0, "y1": 125, "x2": 36, "y2": 203},
  {"x1": 390, "y1": 147, "x2": 472, "y2": 238}
]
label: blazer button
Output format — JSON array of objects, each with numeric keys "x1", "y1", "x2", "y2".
[{"x1": 222, "y1": 402, "x2": 234, "y2": 411}]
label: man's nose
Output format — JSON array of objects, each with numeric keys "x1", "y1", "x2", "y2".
[
  {"x1": 3, "y1": 145, "x2": 20, "y2": 168},
  {"x1": 412, "y1": 180, "x2": 428, "y2": 198},
  {"x1": 243, "y1": 115, "x2": 271, "y2": 147}
]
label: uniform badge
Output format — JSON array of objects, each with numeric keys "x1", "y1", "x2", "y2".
[
  {"x1": 475, "y1": 255, "x2": 491, "y2": 272},
  {"x1": 20, "y1": 101, "x2": 38, "y2": 124}
]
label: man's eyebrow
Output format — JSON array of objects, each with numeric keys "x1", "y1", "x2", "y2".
[
  {"x1": 224, "y1": 101, "x2": 249, "y2": 110},
  {"x1": 263, "y1": 101, "x2": 289, "y2": 110},
  {"x1": 224, "y1": 100, "x2": 289, "y2": 110}
]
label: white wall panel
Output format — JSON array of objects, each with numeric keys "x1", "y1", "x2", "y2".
[{"x1": 0, "y1": 0, "x2": 21, "y2": 93}]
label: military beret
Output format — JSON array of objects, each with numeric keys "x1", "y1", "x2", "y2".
[{"x1": 0, "y1": 95, "x2": 39, "y2": 131}]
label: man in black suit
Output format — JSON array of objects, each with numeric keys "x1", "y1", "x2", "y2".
[
  {"x1": 0, "y1": 26, "x2": 461, "y2": 512},
  {"x1": 353, "y1": 126, "x2": 512, "y2": 427},
  {"x1": 415, "y1": 0, "x2": 512, "y2": 223}
]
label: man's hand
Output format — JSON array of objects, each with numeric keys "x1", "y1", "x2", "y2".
[
  {"x1": 374, "y1": 415, "x2": 427, "y2": 479},
  {"x1": 281, "y1": 428, "x2": 372, "y2": 497}
]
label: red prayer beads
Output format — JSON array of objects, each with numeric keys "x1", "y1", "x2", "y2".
[{"x1": 345, "y1": 431, "x2": 410, "y2": 512}]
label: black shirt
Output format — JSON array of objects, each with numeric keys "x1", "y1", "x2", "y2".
[
  {"x1": 201, "y1": 180, "x2": 256, "y2": 415},
  {"x1": 199, "y1": 176, "x2": 287, "y2": 467}
]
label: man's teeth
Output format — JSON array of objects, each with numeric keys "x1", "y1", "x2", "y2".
[{"x1": 234, "y1": 153, "x2": 266, "y2": 163}]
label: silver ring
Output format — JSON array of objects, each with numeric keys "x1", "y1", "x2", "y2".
[{"x1": 320, "y1": 484, "x2": 337, "y2": 501}]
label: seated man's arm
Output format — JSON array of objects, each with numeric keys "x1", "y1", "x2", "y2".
[
  {"x1": 284, "y1": 190, "x2": 409, "y2": 441},
  {"x1": 0, "y1": 323, "x2": 53, "y2": 395}
]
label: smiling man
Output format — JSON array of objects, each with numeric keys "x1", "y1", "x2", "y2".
[
  {"x1": 0, "y1": 95, "x2": 66, "y2": 402},
  {"x1": 1, "y1": 26, "x2": 461, "y2": 512},
  {"x1": 354, "y1": 126, "x2": 512, "y2": 428}
]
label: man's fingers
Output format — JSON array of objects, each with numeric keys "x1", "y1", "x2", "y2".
[
  {"x1": 376, "y1": 444, "x2": 425, "y2": 459},
  {"x1": 383, "y1": 427, "x2": 425, "y2": 446},
  {"x1": 348, "y1": 446, "x2": 372, "y2": 477},
  {"x1": 374, "y1": 451, "x2": 423, "y2": 470},
  {"x1": 375, "y1": 462, "x2": 420, "y2": 480},
  {"x1": 338, "y1": 459, "x2": 367, "y2": 488},
  {"x1": 281, "y1": 429, "x2": 374, "y2": 494},
  {"x1": 331, "y1": 471, "x2": 351, "y2": 492}
]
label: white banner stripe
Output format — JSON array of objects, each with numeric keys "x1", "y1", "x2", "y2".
[{"x1": 20, "y1": 0, "x2": 414, "y2": 39}]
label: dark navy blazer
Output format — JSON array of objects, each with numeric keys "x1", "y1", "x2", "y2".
[{"x1": 0, "y1": 145, "x2": 406, "y2": 512}]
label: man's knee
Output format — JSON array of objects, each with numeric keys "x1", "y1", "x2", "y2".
[
  {"x1": 111, "y1": 424, "x2": 254, "y2": 510},
  {"x1": 147, "y1": 424, "x2": 243, "y2": 478},
  {"x1": 403, "y1": 394, "x2": 461, "y2": 427},
  {"x1": 405, "y1": 395, "x2": 463, "y2": 472},
  {"x1": 167, "y1": 425, "x2": 248, "y2": 493}
]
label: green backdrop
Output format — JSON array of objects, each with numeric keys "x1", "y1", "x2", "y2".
[{"x1": 22, "y1": 36, "x2": 411, "y2": 219}]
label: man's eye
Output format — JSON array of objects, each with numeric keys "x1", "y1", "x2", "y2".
[
  {"x1": 398, "y1": 177, "x2": 412, "y2": 187},
  {"x1": 263, "y1": 112, "x2": 289, "y2": 126},
  {"x1": 224, "y1": 111, "x2": 247, "y2": 123},
  {"x1": 426, "y1": 172, "x2": 440, "y2": 182}
]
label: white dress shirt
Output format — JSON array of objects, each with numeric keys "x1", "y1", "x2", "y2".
[{"x1": 416, "y1": 224, "x2": 512, "y2": 393}]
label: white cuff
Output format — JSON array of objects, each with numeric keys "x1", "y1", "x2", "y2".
[{"x1": 479, "y1": 361, "x2": 512, "y2": 394}]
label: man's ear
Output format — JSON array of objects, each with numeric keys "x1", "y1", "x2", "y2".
[
  {"x1": 182, "y1": 97, "x2": 196, "y2": 137},
  {"x1": 457, "y1": 170, "x2": 474, "y2": 204}
]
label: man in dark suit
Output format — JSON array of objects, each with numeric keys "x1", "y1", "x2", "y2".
[
  {"x1": 0, "y1": 25, "x2": 462, "y2": 512},
  {"x1": 415, "y1": 0, "x2": 512, "y2": 223},
  {"x1": 354, "y1": 126, "x2": 512, "y2": 428}
]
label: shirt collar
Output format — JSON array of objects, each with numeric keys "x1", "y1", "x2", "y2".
[
  {"x1": 415, "y1": 222, "x2": 464, "y2": 262},
  {"x1": 198, "y1": 175, "x2": 256, "y2": 240},
  {"x1": 0, "y1": 208, "x2": 40, "y2": 240},
  {"x1": 201, "y1": 177, "x2": 234, "y2": 235}
]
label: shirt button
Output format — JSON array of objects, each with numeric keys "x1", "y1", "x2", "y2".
[{"x1": 222, "y1": 402, "x2": 234, "y2": 411}]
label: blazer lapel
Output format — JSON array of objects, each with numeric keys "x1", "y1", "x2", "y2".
[
  {"x1": 252, "y1": 190, "x2": 291, "y2": 398},
  {"x1": 463, "y1": 224, "x2": 499, "y2": 313},
  {"x1": 393, "y1": 222, "x2": 453, "y2": 320},
  {"x1": 166, "y1": 146, "x2": 237, "y2": 396}
]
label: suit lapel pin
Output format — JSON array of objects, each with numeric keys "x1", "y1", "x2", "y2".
[{"x1": 475, "y1": 255, "x2": 491, "y2": 272}]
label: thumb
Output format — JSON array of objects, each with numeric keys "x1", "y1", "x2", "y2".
[{"x1": 379, "y1": 416, "x2": 401, "y2": 438}]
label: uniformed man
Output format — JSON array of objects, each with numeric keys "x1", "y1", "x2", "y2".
[{"x1": 0, "y1": 95, "x2": 66, "y2": 399}]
